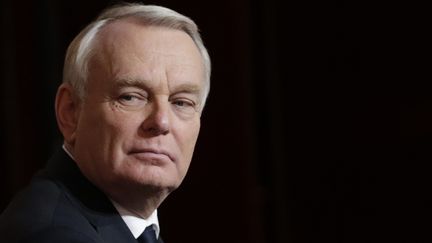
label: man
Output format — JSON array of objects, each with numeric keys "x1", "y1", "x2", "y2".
[{"x1": 0, "y1": 3, "x2": 210, "y2": 243}]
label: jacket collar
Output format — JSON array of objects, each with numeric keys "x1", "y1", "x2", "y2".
[{"x1": 37, "y1": 148, "x2": 138, "y2": 243}]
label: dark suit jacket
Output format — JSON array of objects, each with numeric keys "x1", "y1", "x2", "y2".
[{"x1": 0, "y1": 149, "x2": 163, "y2": 243}]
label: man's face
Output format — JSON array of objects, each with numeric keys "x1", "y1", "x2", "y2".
[{"x1": 71, "y1": 20, "x2": 205, "y2": 196}]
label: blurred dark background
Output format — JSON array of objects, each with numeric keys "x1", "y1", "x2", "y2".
[{"x1": 1, "y1": 0, "x2": 431, "y2": 242}]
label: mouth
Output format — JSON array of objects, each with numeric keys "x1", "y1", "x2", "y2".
[{"x1": 129, "y1": 148, "x2": 175, "y2": 164}]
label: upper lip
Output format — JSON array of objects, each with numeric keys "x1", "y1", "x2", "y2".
[{"x1": 129, "y1": 148, "x2": 175, "y2": 162}]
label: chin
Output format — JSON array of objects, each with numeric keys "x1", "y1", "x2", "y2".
[{"x1": 128, "y1": 166, "x2": 182, "y2": 191}]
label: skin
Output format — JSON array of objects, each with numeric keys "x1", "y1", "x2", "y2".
[{"x1": 55, "y1": 18, "x2": 205, "y2": 218}]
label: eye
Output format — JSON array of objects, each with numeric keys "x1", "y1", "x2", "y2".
[
  {"x1": 171, "y1": 98, "x2": 199, "y2": 118},
  {"x1": 173, "y1": 100, "x2": 190, "y2": 107},
  {"x1": 119, "y1": 94, "x2": 135, "y2": 101},
  {"x1": 118, "y1": 93, "x2": 147, "y2": 107},
  {"x1": 172, "y1": 99, "x2": 194, "y2": 108}
]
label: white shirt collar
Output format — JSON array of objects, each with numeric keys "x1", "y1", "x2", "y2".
[
  {"x1": 62, "y1": 144, "x2": 160, "y2": 239},
  {"x1": 62, "y1": 144, "x2": 75, "y2": 160},
  {"x1": 111, "y1": 200, "x2": 160, "y2": 239}
]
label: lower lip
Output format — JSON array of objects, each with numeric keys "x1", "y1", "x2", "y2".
[{"x1": 130, "y1": 152, "x2": 171, "y2": 164}]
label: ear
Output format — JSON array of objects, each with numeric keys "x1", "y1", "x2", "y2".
[{"x1": 55, "y1": 83, "x2": 81, "y2": 146}]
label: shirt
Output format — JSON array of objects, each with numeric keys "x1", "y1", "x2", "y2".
[{"x1": 111, "y1": 200, "x2": 160, "y2": 239}]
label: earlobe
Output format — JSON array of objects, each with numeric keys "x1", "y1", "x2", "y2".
[{"x1": 55, "y1": 83, "x2": 81, "y2": 146}]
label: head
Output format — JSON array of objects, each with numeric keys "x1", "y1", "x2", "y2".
[{"x1": 55, "y1": 3, "x2": 210, "y2": 213}]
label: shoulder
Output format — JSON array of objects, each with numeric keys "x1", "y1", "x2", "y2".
[
  {"x1": 0, "y1": 178, "x2": 62, "y2": 226},
  {"x1": 0, "y1": 178, "x2": 98, "y2": 242},
  {"x1": 18, "y1": 227, "x2": 98, "y2": 243}
]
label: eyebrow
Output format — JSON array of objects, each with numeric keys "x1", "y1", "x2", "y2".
[
  {"x1": 112, "y1": 78, "x2": 148, "y2": 90},
  {"x1": 170, "y1": 83, "x2": 201, "y2": 95},
  {"x1": 112, "y1": 78, "x2": 202, "y2": 95}
]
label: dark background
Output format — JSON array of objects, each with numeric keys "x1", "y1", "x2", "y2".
[{"x1": 1, "y1": 0, "x2": 430, "y2": 242}]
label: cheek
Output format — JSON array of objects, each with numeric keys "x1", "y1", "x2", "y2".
[
  {"x1": 78, "y1": 106, "x2": 141, "y2": 153},
  {"x1": 104, "y1": 111, "x2": 144, "y2": 152},
  {"x1": 176, "y1": 125, "x2": 200, "y2": 180},
  {"x1": 179, "y1": 120, "x2": 201, "y2": 159}
]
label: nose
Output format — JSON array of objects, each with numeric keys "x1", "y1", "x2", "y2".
[{"x1": 140, "y1": 100, "x2": 170, "y2": 136}]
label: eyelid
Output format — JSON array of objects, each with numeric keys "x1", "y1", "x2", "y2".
[
  {"x1": 124, "y1": 92, "x2": 146, "y2": 98},
  {"x1": 118, "y1": 92, "x2": 146, "y2": 102},
  {"x1": 116, "y1": 91, "x2": 148, "y2": 107},
  {"x1": 116, "y1": 86, "x2": 149, "y2": 98},
  {"x1": 170, "y1": 91, "x2": 199, "y2": 101},
  {"x1": 171, "y1": 99, "x2": 200, "y2": 116},
  {"x1": 170, "y1": 96, "x2": 197, "y2": 106}
]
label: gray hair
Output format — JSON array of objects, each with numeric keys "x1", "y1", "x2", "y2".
[{"x1": 62, "y1": 3, "x2": 211, "y2": 106}]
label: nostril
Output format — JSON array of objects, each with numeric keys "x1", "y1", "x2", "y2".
[{"x1": 147, "y1": 126, "x2": 169, "y2": 135}]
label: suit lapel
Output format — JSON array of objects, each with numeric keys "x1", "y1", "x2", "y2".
[
  {"x1": 38, "y1": 149, "x2": 138, "y2": 243},
  {"x1": 90, "y1": 215, "x2": 137, "y2": 243}
]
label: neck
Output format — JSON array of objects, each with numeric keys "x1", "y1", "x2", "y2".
[{"x1": 109, "y1": 187, "x2": 168, "y2": 218}]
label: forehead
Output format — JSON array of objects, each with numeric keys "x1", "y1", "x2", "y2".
[
  {"x1": 97, "y1": 19, "x2": 203, "y2": 71},
  {"x1": 86, "y1": 18, "x2": 206, "y2": 95}
]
